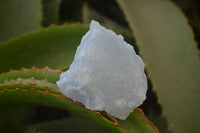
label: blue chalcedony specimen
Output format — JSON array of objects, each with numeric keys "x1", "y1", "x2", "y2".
[{"x1": 57, "y1": 20, "x2": 147, "y2": 120}]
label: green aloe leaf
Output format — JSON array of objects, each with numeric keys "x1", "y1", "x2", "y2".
[
  {"x1": 0, "y1": 24, "x2": 88, "y2": 73},
  {"x1": 0, "y1": 19, "x2": 158, "y2": 132},
  {"x1": 0, "y1": 23, "x2": 134, "y2": 74},
  {"x1": 0, "y1": 88, "x2": 125, "y2": 133},
  {"x1": 0, "y1": 78, "x2": 61, "y2": 95},
  {"x1": 117, "y1": 0, "x2": 200, "y2": 133},
  {"x1": 0, "y1": 0, "x2": 42, "y2": 42},
  {"x1": 0, "y1": 67, "x2": 62, "y2": 84},
  {"x1": 119, "y1": 108, "x2": 159, "y2": 133},
  {"x1": 0, "y1": 67, "x2": 158, "y2": 132},
  {"x1": 33, "y1": 110, "x2": 159, "y2": 133},
  {"x1": 0, "y1": 70, "x2": 124, "y2": 132}
]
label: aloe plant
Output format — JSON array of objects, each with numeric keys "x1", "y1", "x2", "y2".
[
  {"x1": 117, "y1": 0, "x2": 200, "y2": 133},
  {"x1": 0, "y1": 26, "x2": 158, "y2": 132},
  {"x1": 0, "y1": 0, "x2": 199, "y2": 133}
]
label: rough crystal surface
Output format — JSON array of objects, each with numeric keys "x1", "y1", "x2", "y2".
[{"x1": 56, "y1": 20, "x2": 147, "y2": 120}]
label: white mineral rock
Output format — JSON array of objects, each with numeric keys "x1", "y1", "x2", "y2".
[{"x1": 56, "y1": 20, "x2": 147, "y2": 120}]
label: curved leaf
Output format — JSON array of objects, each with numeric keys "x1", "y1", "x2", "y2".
[
  {"x1": 0, "y1": 67, "x2": 62, "y2": 84},
  {"x1": 0, "y1": 78, "x2": 61, "y2": 95},
  {"x1": 0, "y1": 21, "x2": 158, "y2": 132},
  {"x1": 117, "y1": 0, "x2": 200, "y2": 132},
  {"x1": 0, "y1": 88, "x2": 125, "y2": 133},
  {"x1": 0, "y1": 24, "x2": 89, "y2": 73},
  {"x1": 0, "y1": 23, "x2": 135, "y2": 74},
  {"x1": 0, "y1": 71, "x2": 123, "y2": 132},
  {"x1": 0, "y1": 72, "x2": 158, "y2": 132},
  {"x1": 119, "y1": 108, "x2": 159, "y2": 133}
]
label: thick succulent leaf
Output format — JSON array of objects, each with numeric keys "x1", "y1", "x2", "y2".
[
  {"x1": 0, "y1": 24, "x2": 89, "y2": 73},
  {"x1": 0, "y1": 74, "x2": 123, "y2": 132},
  {"x1": 0, "y1": 21, "x2": 157, "y2": 132},
  {"x1": 0, "y1": 0, "x2": 42, "y2": 42},
  {"x1": 0, "y1": 23, "x2": 135, "y2": 74},
  {"x1": 42, "y1": 0, "x2": 61, "y2": 27},
  {"x1": 0, "y1": 78, "x2": 158, "y2": 132},
  {"x1": 0, "y1": 67, "x2": 62, "y2": 84},
  {"x1": 146, "y1": 114, "x2": 168, "y2": 133},
  {"x1": 33, "y1": 110, "x2": 159, "y2": 133},
  {"x1": 119, "y1": 108, "x2": 159, "y2": 133},
  {"x1": 117, "y1": 0, "x2": 200, "y2": 133},
  {"x1": 0, "y1": 88, "x2": 125, "y2": 133},
  {"x1": 0, "y1": 78, "x2": 61, "y2": 95}
]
